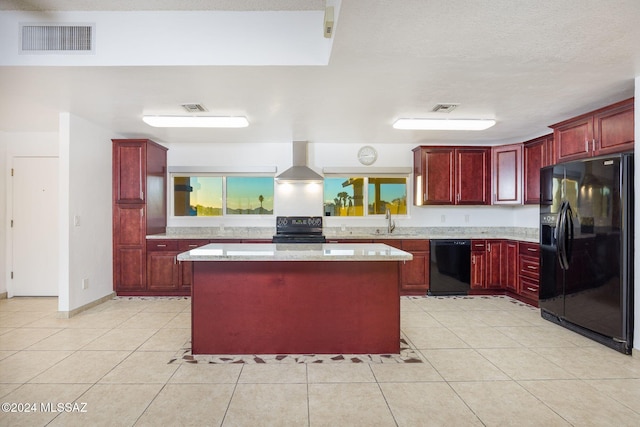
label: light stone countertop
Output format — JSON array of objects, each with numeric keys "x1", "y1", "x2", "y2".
[
  {"x1": 176, "y1": 243, "x2": 413, "y2": 262},
  {"x1": 151, "y1": 226, "x2": 539, "y2": 243}
]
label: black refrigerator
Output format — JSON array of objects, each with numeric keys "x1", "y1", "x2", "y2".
[{"x1": 539, "y1": 153, "x2": 634, "y2": 354}]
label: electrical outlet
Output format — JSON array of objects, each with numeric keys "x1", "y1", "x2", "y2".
[
  {"x1": 465, "y1": 214, "x2": 470, "y2": 223},
  {"x1": 440, "y1": 215, "x2": 446, "y2": 223},
  {"x1": 82, "y1": 278, "x2": 89, "y2": 290},
  {"x1": 74, "y1": 215, "x2": 81, "y2": 226}
]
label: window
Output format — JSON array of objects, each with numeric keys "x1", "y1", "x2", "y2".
[
  {"x1": 323, "y1": 176, "x2": 407, "y2": 217},
  {"x1": 226, "y1": 176, "x2": 274, "y2": 215},
  {"x1": 171, "y1": 174, "x2": 274, "y2": 217}
]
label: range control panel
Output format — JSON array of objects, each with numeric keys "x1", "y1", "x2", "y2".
[{"x1": 275, "y1": 216, "x2": 323, "y2": 234}]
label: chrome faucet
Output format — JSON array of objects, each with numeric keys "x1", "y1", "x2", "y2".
[{"x1": 385, "y1": 208, "x2": 396, "y2": 234}]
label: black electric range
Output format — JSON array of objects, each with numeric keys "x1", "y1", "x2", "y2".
[{"x1": 271, "y1": 216, "x2": 326, "y2": 243}]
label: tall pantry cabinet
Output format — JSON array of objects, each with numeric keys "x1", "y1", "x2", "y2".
[{"x1": 112, "y1": 139, "x2": 168, "y2": 295}]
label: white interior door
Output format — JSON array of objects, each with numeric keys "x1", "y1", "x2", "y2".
[{"x1": 11, "y1": 157, "x2": 59, "y2": 296}]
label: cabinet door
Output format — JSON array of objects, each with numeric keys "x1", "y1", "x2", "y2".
[
  {"x1": 523, "y1": 139, "x2": 543, "y2": 205},
  {"x1": 553, "y1": 116, "x2": 593, "y2": 163},
  {"x1": 114, "y1": 204, "x2": 145, "y2": 247},
  {"x1": 114, "y1": 247, "x2": 146, "y2": 291},
  {"x1": 113, "y1": 141, "x2": 145, "y2": 204},
  {"x1": 423, "y1": 148, "x2": 456, "y2": 205},
  {"x1": 471, "y1": 251, "x2": 486, "y2": 289},
  {"x1": 113, "y1": 205, "x2": 146, "y2": 291},
  {"x1": 147, "y1": 251, "x2": 180, "y2": 291},
  {"x1": 457, "y1": 148, "x2": 491, "y2": 205},
  {"x1": 504, "y1": 241, "x2": 518, "y2": 292},
  {"x1": 543, "y1": 136, "x2": 555, "y2": 167},
  {"x1": 400, "y1": 251, "x2": 430, "y2": 294},
  {"x1": 486, "y1": 240, "x2": 503, "y2": 288},
  {"x1": 399, "y1": 240, "x2": 430, "y2": 295},
  {"x1": 492, "y1": 144, "x2": 522, "y2": 205},
  {"x1": 523, "y1": 135, "x2": 553, "y2": 205},
  {"x1": 594, "y1": 100, "x2": 634, "y2": 156}
]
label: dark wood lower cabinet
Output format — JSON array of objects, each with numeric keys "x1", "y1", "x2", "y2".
[
  {"x1": 504, "y1": 241, "x2": 518, "y2": 292},
  {"x1": 470, "y1": 239, "x2": 537, "y2": 306},
  {"x1": 374, "y1": 239, "x2": 430, "y2": 295},
  {"x1": 146, "y1": 240, "x2": 181, "y2": 293},
  {"x1": 516, "y1": 242, "x2": 540, "y2": 306},
  {"x1": 486, "y1": 240, "x2": 503, "y2": 289}
]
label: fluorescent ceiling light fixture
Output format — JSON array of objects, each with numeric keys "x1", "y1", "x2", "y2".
[
  {"x1": 393, "y1": 118, "x2": 496, "y2": 131},
  {"x1": 143, "y1": 115, "x2": 249, "y2": 128}
]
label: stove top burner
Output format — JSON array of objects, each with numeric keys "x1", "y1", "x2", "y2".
[{"x1": 272, "y1": 216, "x2": 325, "y2": 243}]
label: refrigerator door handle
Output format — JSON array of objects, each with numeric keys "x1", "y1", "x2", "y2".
[
  {"x1": 564, "y1": 202, "x2": 574, "y2": 267},
  {"x1": 557, "y1": 201, "x2": 569, "y2": 270}
]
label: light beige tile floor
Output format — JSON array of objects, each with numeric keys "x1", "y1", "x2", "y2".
[{"x1": 1, "y1": 295, "x2": 640, "y2": 426}]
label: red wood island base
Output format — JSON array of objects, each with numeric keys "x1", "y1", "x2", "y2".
[{"x1": 191, "y1": 260, "x2": 400, "y2": 355}]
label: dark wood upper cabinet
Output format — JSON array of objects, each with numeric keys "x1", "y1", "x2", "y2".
[
  {"x1": 113, "y1": 141, "x2": 145, "y2": 204},
  {"x1": 551, "y1": 98, "x2": 634, "y2": 163},
  {"x1": 456, "y1": 148, "x2": 491, "y2": 205},
  {"x1": 413, "y1": 146, "x2": 490, "y2": 206},
  {"x1": 594, "y1": 99, "x2": 635, "y2": 156},
  {"x1": 522, "y1": 134, "x2": 554, "y2": 205},
  {"x1": 492, "y1": 143, "x2": 522, "y2": 205}
]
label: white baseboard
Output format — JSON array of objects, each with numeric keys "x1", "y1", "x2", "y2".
[{"x1": 57, "y1": 292, "x2": 116, "y2": 318}]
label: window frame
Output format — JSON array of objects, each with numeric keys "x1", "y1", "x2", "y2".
[
  {"x1": 168, "y1": 171, "x2": 275, "y2": 219},
  {"x1": 322, "y1": 174, "x2": 410, "y2": 218}
]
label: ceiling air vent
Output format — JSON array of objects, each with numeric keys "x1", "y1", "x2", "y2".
[
  {"x1": 181, "y1": 104, "x2": 208, "y2": 113},
  {"x1": 432, "y1": 103, "x2": 459, "y2": 113},
  {"x1": 20, "y1": 23, "x2": 95, "y2": 53}
]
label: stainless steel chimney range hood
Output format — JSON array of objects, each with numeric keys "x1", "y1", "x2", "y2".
[{"x1": 276, "y1": 141, "x2": 323, "y2": 183}]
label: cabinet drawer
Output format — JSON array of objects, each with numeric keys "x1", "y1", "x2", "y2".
[
  {"x1": 520, "y1": 276, "x2": 539, "y2": 300},
  {"x1": 471, "y1": 240, "x2": 486, "y2": 251},
  {"x1": 178, "y1": 239, "x2": 211, "y2": 251},
  {"x1": 519, "y1": 242, "x2": 540, "y2": 256},
  {"x1": 519, "y1": 256, "x2": 539, "y2": 279},
  {"x1": 146, "y1": 240, "x2": 178, "y2": 251},
  {"x1": 401, "y1": 239, "x2": 429, "y2": 251}
]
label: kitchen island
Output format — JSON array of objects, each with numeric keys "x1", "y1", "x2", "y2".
[{"x1": 177, "y1": 243, "x2": 412, "y2": 355}]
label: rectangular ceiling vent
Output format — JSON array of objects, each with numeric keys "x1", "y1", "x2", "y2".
[
  {"x1": 181, "y1": 103, "x2": 208, "y2": 113},
  {"x1": 20, "y1": 23, "x2": 95, "y2": 53},
  {"x1": 432, "y1": 103, "x2": 459, "y2": 113}
]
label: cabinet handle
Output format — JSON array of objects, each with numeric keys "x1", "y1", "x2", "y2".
[
  {"x1": 140, "y1": 208, "x2": 144, "y2": 217},
  {"x1": 487, "y1": 243, "x2": 491, "y2": 252},
  {"x1": 472, "y1": 255, "x2": 475, "y2": 265},
  {"x1": 585, "y1": 140, "x2": 589, "y2": 152},
  {"x1": 174, "y1": 256, "x2": 177, "y2": 264},
  {"x1": 592, "y1": 139, "x2": 597, "y2": 151},
  {"x1": 527, "y1": 247, "x2": 537, "y2": 252},
  {"x1": 526, "y1": 287, "x2": 537, "y2": 292},
  {"x1": 527, "y1": 265, "x2": 537, "y2": 270},
  {"x1": 188, "y1": 244, "x2": 198, "y2": 248},
  {"x1": 157, "y1": 244, "x2": 167, "y2": 248}
]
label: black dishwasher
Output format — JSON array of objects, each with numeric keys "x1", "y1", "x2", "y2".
[{"x1": 428, "y1": 240, "x2": 471, "y2": 296}]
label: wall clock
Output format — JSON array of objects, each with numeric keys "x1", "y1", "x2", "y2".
[{"x1": 357, "y1": 146, "x2": 378, "y2": 165}]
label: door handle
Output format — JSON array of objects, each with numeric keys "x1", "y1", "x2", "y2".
[
  {"x1": 556, "y1": 201, "x2": 568, "y2": 270},
  {"x1": 565, "y1": 202, "x2": 574, "y2": 266}
]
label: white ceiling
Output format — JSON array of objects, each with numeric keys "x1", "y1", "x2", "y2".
[{"x1": 1, "y1": 0, "x2": 639, "y2": 146}]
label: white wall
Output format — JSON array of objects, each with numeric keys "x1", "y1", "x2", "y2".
[
  {"x1": 0, "y1": 133, "x2": 6, "y2": 294},
  {"x1": 634, "y1": 77, "x2": 639, "y2": 351},
  {"x1": 58, "y1": 113, "x2": 115, "y2": 312},
  {"x1": 1, "y1": 131, "x2": 59, "y2": 296},
  {"x1": 166, "y1": 141, "x2": 538, "y2": 230}
]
